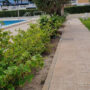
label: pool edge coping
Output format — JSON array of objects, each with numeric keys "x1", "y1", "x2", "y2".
[{"x1": 1, "y1": 20, "x2": 31, "y2": 30}]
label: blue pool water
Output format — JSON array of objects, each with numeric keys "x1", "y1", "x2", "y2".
[{"x1": 1, "y1": 20, "x2": 25, "y2": 26}]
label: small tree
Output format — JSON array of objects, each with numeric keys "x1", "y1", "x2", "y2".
[{"x1": 32, "y1": 0, "x2": 70, "y2": 16}]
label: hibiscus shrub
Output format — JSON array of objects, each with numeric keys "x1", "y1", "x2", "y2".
[{"x1": 0, "y1": 15, "x2": 65, "y2": 90}]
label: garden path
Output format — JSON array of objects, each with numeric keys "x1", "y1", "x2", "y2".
[{"x1": 43, "y1": 18, "x2": 90, "y2": 90}]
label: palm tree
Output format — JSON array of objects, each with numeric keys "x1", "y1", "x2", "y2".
[{"x1": 13, "y1": 0, "x2": 20, "y2": 17}]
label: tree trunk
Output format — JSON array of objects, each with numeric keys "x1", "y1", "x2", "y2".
[
  {"x1": 57, "y1": 10, "x2": 61, "y2": 16},
  {"x1": 61, "y1": 4, "x2": 64, "y2": 16},
  {"x1": 55, "y1": 4, "x2": 64, "y2": 16}
]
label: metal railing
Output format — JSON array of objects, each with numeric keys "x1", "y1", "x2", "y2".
[{"x1": 0, "y1": 4, "x2": 36, "y2": 11}]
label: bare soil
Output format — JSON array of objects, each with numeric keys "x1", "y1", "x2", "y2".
[{"x1": 16, "y1": 32, "x2": 61, "y2": 90}]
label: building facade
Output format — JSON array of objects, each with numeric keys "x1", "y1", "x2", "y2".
[
  {"x1": 71, "y1": 0, "x2": 89, "y2": 5},
  {"x1": 0, "y1": 0, "x2": 30, "y2": 6}
]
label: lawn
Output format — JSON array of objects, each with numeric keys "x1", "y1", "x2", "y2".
[{"x1": 80, "y1": 18, "x2": 90, "y2": 30}]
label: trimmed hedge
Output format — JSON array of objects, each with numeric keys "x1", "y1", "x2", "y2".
[
  {"x1": 0, "y1": 9, "x2": 40, "y2": 17},
  {"x1": 1, "y1": 5, "x2": 90, "y2": 17},
  {"x1": 65, "y1": 5, "x2": 90, "y2": 14}
]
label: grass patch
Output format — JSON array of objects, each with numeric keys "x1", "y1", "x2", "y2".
[{"x1": 80, "y1": 18, "x2": 90, "y2": 30}]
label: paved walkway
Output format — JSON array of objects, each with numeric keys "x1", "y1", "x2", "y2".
[
  {"x1": 43, "y1": 18, "x2": 90, "y2": 90},
  {"x1": 67, "y1": 13, "x2": 90, "y2": 19}
]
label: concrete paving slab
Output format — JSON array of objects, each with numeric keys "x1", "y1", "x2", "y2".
[{"x1": 43, "y1": 18, "x2": 90, "y2": 90}]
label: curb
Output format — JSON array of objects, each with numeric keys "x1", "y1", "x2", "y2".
[{"x1": 42, "y1": 35, "x2": 62, "y2": 90}]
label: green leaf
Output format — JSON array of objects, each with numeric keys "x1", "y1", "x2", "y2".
[
  {"x1": 7, "y1": 84, "x2": 15, "y2": 90},
  {"x1": 24, "y1": 74, "x2": 34, "y2": 83},
  {"x1": 18, "y1": 79, "x2": 26, "y2": 87}
]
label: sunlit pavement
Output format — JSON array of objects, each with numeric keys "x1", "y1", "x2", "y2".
[
  {"x1": 43, "y1": 18, "x2": 90, "y2": 90},
  {"x1": 3, "y1": 16, "x2": 40, "y2": 35}
]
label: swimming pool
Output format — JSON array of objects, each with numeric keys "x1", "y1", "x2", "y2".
[{"x1": 0, "y1": 20, "x2": 25, "y2": 26}]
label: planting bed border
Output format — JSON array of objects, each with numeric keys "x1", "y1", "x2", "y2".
[{"x1": 42, "y1": 29, "x2": 64, "y2": 90}]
